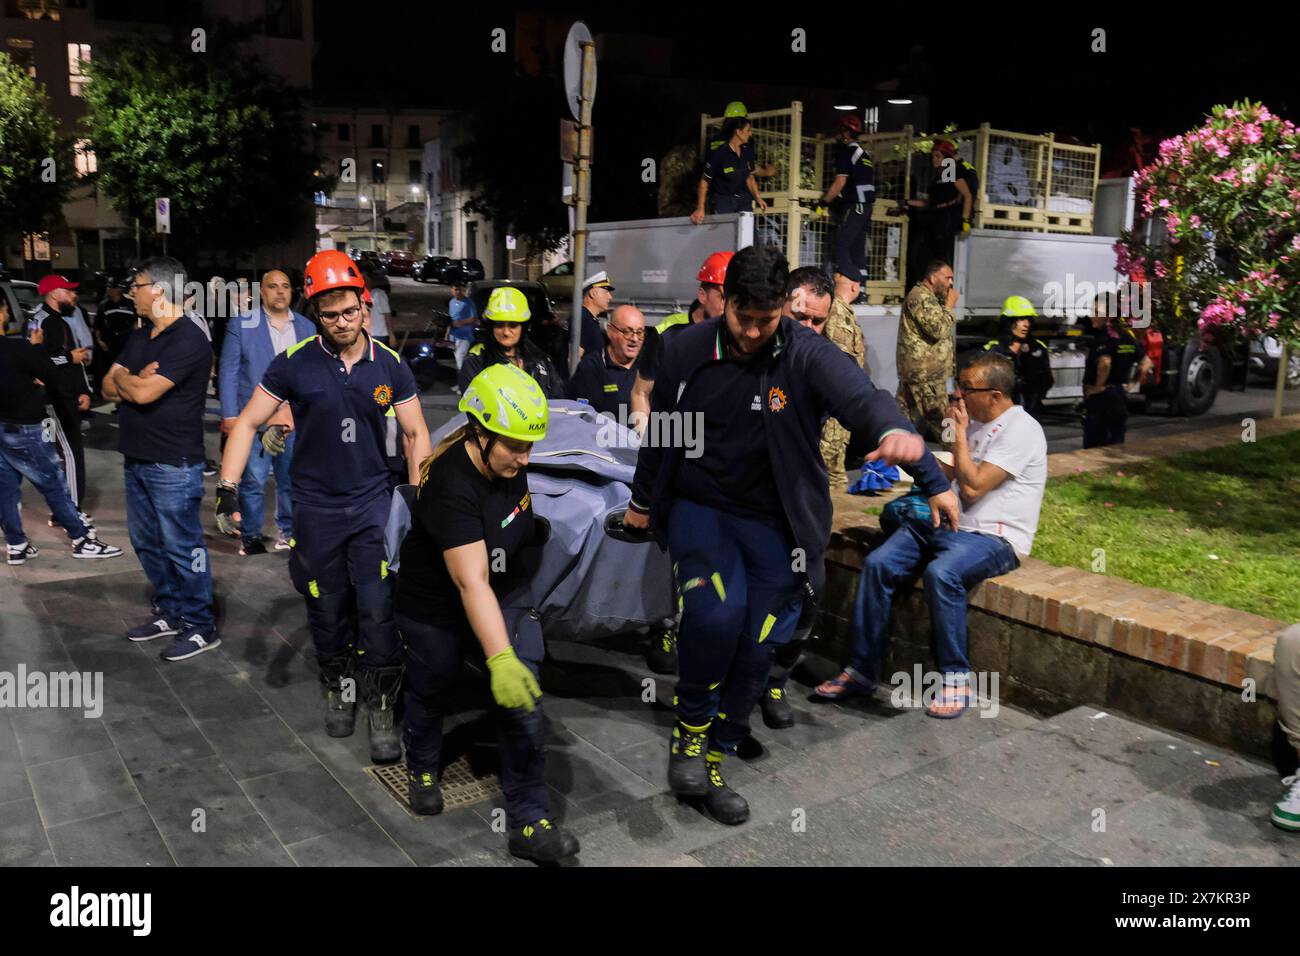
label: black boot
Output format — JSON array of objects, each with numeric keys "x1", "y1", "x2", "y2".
[
  {"x1": 508, "y1": 818, "x2": 580, "y2": 863},
  {"x1": 646, "y1": 627, "x2": 678, "y2": 675},
  {"x1": 704, "y1": 753, "x2": 749, "y2": 825},
  {"x1": 318, "y1": 652, "x2": 357, "y2": 738},
  {"x1": 360, "y1": 664, "x2": 403, "y2": 764},
  {"x1": 667, "y1": 719, "x2": 710, "y2": 796},
  {"x1": 406, "y1": 768, "x2": 444, "y2": 816},
  {"x1": 760, "y1": 685, "x2": 796, "y2": 729}
]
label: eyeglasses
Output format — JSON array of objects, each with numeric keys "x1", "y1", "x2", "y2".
[
  {"x1": 607, "y1": 323, "x2": 645, "y2": 339},
  {"x1": 129, "y1": 281, "x2": 154, "y2": 291},
  {"x1": 318, "y1": 305, "x2": 363, "y2": 322},
  {"x1": 955, "y1": 380, "x2": 998, "y2": 394}
]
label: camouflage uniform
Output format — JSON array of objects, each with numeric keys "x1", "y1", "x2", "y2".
[
  {"x1": 819, "y1": 296, "x2": 865, "y2": 488},
  {"x1": 896, "y1": 282, "x2": 955, "y2": 444},
  {"x1": 658, "y1": 144, "x2": 700, "y2": 218}
]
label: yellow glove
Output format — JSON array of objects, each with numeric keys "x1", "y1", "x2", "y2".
[
  {"x1": 486, "y1": 648, "x2": 541, "y2": 711},
  {"x1": 961, "y1": 219, "x2": 972, "y2": 237},
  {"x1": 261, "y1": 424, "x2": 287, "y2": 456}
]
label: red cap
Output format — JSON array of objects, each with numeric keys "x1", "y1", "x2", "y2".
[
  {"x1": 697, "y1": 251, "x2": 734, "y2": 286},
  {"x1": 37, "y1": 275, "x2": 79, "y2": 297}
]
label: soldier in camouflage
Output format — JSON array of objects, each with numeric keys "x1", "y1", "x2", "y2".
[
  {"x1": 819, "y1": 296, "x2": 865, "y2": 488},
  {"x1": 896, "y1": 260, "x2": 958, "y2": 444}
]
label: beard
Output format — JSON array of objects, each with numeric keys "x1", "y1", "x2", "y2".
[{"x1": 322, "y1": 324, "x2": 360, "y2": 351}]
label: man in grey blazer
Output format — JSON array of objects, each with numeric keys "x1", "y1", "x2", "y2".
[{"x1": 218, "y1": 270, "x2": 315, "y2": 555}]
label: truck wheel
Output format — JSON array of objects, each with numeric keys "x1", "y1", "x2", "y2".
[{"x1": 1175, "y1": 344, "x2": 1220, "y2": 416}]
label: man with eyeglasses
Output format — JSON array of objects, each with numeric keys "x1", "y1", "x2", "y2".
[
  {"x1": 816, "y1": 350, "x2": 1046, "y2": 718},
  {"x1": 216, "y1": 249, "x2": 433, "y2": 762},
  {"x1": 566, "y1": 304, "x2": 644, "y2": 418}
]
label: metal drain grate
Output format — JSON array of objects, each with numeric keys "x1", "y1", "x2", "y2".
[{"x1": 367, "y1": 757, "x2": 502, "y2": 817}]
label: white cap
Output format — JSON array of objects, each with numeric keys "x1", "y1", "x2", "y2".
[{"x1": 582, "y1": 271, "x2": 615, "y2": 292}]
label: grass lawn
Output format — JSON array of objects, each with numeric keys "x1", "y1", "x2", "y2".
[{"x1": 1032, "y1": 430, "x2": 1300, "y2": 621}]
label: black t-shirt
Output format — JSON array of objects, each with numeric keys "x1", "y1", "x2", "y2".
[
  {"x1": 672, "y1": 342, "x2": 782, "y2": 520},
  {"x1": 567, "y1": 346, "x2": 636, "y2": 417},
  {"x1": 1084, "y1": 324, "x2": 1141, "y2": 389},
  {"x1": 396, "y1": 441, "x2": 535, "y2": 626},
  {"x1": 929, "y1": 159, "x2": 978, "y2": 212},
  {"x1": 0, "y1": 336, "x2": 66, "y2": 425},
  {"x1": 832, "y1": 141, "x2": 876, "y2": 211},
  {"x1": 114, "y1": 316, "x2": 214, "y2": 465},
  {"x1": 702, "y1": 142, "x2": 754, "y2": 199},
  {"x1": 96, "y1": 298, "x2": 138, "y2": 357},
  {"x1": 579, "y1": 307, "x2": 606, "y2": 357}
]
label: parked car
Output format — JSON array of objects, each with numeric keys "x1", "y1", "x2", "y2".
[
  {"x1": 349, "y1": 249, "x2": 384, "y2": 271},
  {"x1": 0, "y1": 277, "x2": 40, "y2": 335},
  {"x1": 381, "y1": 250, "x2": 416, "y2": 276},
  {"x1": 539, "y1": 261, "x2": 576, "y2": 304},
  {"x1": 1249, "y1": 334, "x2": 1300, "y2": 389},
  {"x1": 441, "y1": 257, "x2": 485, "y2": 284},
  {"x1": 412, "y1": 255, "x2": 451, "y2": 283}
]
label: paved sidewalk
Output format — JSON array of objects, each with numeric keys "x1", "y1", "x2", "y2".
[{"x1": 1, "y1": 416, "x2": 1297, "y2": 866}]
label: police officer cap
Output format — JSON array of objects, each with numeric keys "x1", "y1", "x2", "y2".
[{"x1": 583, "y1": 271, "x2": 616, "y2": 293}]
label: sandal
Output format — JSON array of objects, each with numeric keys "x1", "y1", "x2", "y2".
[
  {"x1": 815, "y1": 671, "x2": 874, "y2": 700},
  {"x1": 926, "y1": 683, "x2": 972, "y2": 719}
]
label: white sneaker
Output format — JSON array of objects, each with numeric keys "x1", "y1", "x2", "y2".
[
  {"x1": 71, "y1": 532, "x2": 124, "y2": 559},
  {"x1": 1272, "y1": 774, "x2": 1300, "y2": 832},
  {"x1": 274, "y1": 531, "x2": 292, "y2": 551},
  {"x1": 7, "y1": 541, "x2": 39, "y2": 565}
]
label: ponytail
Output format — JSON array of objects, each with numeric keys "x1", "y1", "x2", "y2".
[{"x1": 418, "y1": 422, "x2": 473, "y2": 490}]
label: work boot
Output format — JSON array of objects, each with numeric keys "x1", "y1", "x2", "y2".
[
  {"x1": 667, "y1": 720, "x2": 710, "y2": 796},
  {"x1": 760, "y1": 685, "x2": 796, "y2": 729},
  {"x1": 703, "y1": 753, "x2": 750, "y2": 826},
  {"x1": 318, "y1": 652, "x2": 357, "y2": 738},
  {"x1": 360, "y1": 665, "x2": 403, "y2": 764},
  {"x1": 646, "y1": 627, "x2": 678, "y2": 675},
  {"x1": 406, "y1": 768, "x2": 444, "y2": 816},
  {"x1": 508, "y1": 818, "x2": 580, "y2": 863}
]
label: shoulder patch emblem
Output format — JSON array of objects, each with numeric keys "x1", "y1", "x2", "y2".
[
  {"x1": 373, "y1": 384, "x2": 393, "y2": 406},
  {"x1": 768, "y1": 386, "x2": 788, "y2": 413}
]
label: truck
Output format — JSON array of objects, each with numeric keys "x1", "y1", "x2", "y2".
[{"x1": 578, "y1": 106, "x2": 1227, "y2": 416}]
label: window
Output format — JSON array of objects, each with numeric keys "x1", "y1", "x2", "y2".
[
  {"x1": 67, "y1": 42, "x2": 90, "y2": 96},
  {"x1": 337, "y1": 123, "x2": 350, "y2": 142},
  {"x1": 5, "y1": 39, "x2": 36, "y2": 78},
  {"x1": 370, "y1": 160, "x2": 385, "y2": 184},
  {"x1": 369, "y1": 124, "x2": 384, "y2": 147},
  {"x1": 74, "y1": 138, "x2": 96, "y2": 176},
  {"x1": 408, "y1": 158, "x2": 421, "y2": 182},
  {"x1": 7, "y1": 0, "x2": 67, "y2": 20},
  {"x1": 406, "y1": 124, "x2": 421, "y2": 148}
]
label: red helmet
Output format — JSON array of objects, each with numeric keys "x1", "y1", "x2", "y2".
[
  {"x1": 304, "y1": 250, "x2": 365, "y2": 300},
  {"x1": 933, "y1": 139, "x2": 958, "y2": 158},
  {"x1": 697, "y1": 250, "x2": 734, "y2": 286},
  {"x1": 361, "y1": 286, "x2": 373, "y2": 306},
  {"x1": 835, "y1": 114, "x2": 863, "y2": 135}
]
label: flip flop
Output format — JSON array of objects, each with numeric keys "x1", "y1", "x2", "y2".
[
  {"x1": 926, "y1": 684, "x2": 971, "y2": 719},
  {"x1": 815, "y1": 671, "x2": 874, "y2": 700}
]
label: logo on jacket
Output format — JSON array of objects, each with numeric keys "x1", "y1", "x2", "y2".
[
  {"x1": 372, "y1": 383, "x2": 393, "y2": 406},
  {"x1": 768, "y1": 386, "x2": 788, "y2": 413},
  {"x1": 501, "y1": 492, "x2": 531, "y2": 529}
]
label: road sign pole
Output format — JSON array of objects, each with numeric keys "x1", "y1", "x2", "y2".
[{"x1": 568, "y1": 40, "x2": 595, "y2": 377}]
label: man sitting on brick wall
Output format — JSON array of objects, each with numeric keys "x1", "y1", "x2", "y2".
[{"x1": 816, "y1": 352, "x2": 1047, "y2": 717}]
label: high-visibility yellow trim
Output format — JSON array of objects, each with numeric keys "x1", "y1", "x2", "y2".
[
  {"x1": 655, "y1": 312, "x2": 689, "y2": 335},
  {"x1": 375, "y1": 340, "x2": 401, "y2": 360},
  {"x1": 758, "y1": 613, "x2": 777, "y2": 643},
  {"x1": 708, "y1": 681, "x2": 720, "y2": 691},
  {"x1": 380, "y1": 559, "x2": 389, "y2": 580},
  {"x1": 711, "y1": 572, "x2": 726, "y2": 602},
  {"x1": 286, "y1": 335, "x2": 318, "y2": 358},
  {"x1": 308, "y1": 579, "x2": 320, "y2": 598},
  {"x1": 289, "y1": 537, "x2": 296, "y2": 548}
]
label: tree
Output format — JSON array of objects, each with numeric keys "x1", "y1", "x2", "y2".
[
  {"x1": 81, "y1": 22, "x2": 328, "y2": 265},
  {"x1": 1115, "y1": 102, "x2": 1300, "y2": 348},
  {"x1": 0, "y1": 51, "x2": 73, "y2": 239}
]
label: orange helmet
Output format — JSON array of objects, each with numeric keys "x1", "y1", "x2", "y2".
[
  {"x1": 361, "y1": 286, "x2": 373, "y2": 306},
  {"x1": 697, "y1": 250, "x2": 734, "y2": 286},
  {"x1": 304, "y1": 250, "x2": 365, "y2": 300}
]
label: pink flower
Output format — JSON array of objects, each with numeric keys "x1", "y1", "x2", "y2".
[{"x1": 1158, "y1": 198, "x2": 1171, "y2": 209}]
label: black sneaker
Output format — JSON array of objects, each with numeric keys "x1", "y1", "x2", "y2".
[
  {"x1": 760, "y1": 686, "x2": 796, "y2": 729},
  {"x1": 7, "y1": 541, "x2": 39, "y2": 565},
  {"x1": 703, "y1": 754, "x2": 749, "y2": 825},
  {"x1": 668, "y1": 720, "x2": 710, "y2": 796},
  {"x1": 239, "y1": 538, "x2": 267, "y2": 556},
  {"x1": 126, "y1": 616, "x2": 181, "y2": 642},
  {"x1": 508, "y1": 818, "x2": 580, "y2": 863},
  {"x1": 647, "y1": 628, "x2": 678, "y2": 674},
  {"x1": 159, "y1": 628, "x2": 221, "y2": 662},
  {"x1": 406, "y1": 769, "x2": 444, "y2": 816},
  {"x1": 202, "y1": 460, "x2": 218, "y2": 477},
  {"x1": 71, "y1": 533, "x2": 124, "y2": 559}
]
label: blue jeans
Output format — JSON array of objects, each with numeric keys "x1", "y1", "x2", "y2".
[
  {"x1": 239, "y1": 432, "x2": 294, "y2": 544},
  {"x1": 124, "y1": 459, "x2": 214, "y2": 631},
  {"x1": 848, "y1": 522, "x2": 1020, "y2": 684},
  {"x1": 667, "y1": 498, "x2": 805, "y2": 756},
  {"x1": 0, "y1": 423, "x2": 89, "y2": 544}
]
